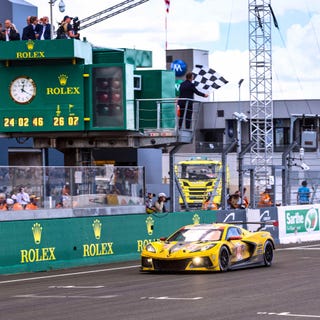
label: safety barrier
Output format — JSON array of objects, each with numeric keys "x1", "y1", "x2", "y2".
[{"x1": 0, "y1": 204, "x2": 319, "y2": 274}]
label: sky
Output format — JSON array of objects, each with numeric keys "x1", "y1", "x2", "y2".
[{"x1": 25, "y1": 0, "x2": 320, "y2": 102}]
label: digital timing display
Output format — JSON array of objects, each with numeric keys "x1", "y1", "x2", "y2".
[{"x1": 3, "y1": 116, "x2": 80, "y2": 128}]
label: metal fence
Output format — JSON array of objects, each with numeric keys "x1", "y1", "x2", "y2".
[
  {"x1": 166, "y1": 146, "x2": 320, "y2": 210},
  {"x1": 0, "y1": 165, "x2": 145, "y2": 209}
]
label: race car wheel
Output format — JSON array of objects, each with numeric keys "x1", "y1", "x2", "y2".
[
  {"x1": 219, "y1": 246, "x2": 230, "y2": 272},
  {"x1": 263, "y1": 240, "x2": 273, "y2": 267}
]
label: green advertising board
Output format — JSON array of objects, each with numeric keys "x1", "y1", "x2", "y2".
[{"x1": 285, "y1": 207, "x2": 319, "y2": 233}]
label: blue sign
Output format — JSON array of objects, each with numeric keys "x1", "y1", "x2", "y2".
[{"x1": 170, "y1": 59, "x2": 187, "y2": 77}]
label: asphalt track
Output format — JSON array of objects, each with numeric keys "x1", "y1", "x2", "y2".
[{"x1": 1, "y1": 243, "x2": 320, "y2": 320}]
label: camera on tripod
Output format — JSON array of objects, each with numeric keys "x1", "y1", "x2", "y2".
[{"x1": 72, "y1": 17, "x2": 80, "y2": 35}]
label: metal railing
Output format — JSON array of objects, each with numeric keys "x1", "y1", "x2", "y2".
[{"x1": 135, "y1": 98, "x2": 202, "y2": 132}]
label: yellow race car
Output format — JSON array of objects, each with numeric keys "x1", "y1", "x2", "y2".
[{"x1": 141, "y1": 222, "x2": 276, "y2": 272}]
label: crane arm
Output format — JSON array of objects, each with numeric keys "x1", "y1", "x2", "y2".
[{"x1": 77, "y1": 0, "x2": 150, "y2": 31}]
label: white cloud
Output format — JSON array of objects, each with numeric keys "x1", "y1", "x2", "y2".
[
  {"x1": 208, "y1": 49, "x2": 249, "y2": 101},
  {"x1": 272, "y1": 0, "x2": 320, "y2": 16}
]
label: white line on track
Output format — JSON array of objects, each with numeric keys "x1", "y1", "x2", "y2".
[
  {"x1": 0, "y1": 264, "x2": 140, "y2": 285},
  {"x1": 257, "y1": 311, "x2": 320, "y2": 318},
  {"x1": 277, "y1": 244, "x2": 320, "y2": 251},
  {"x1": 278, "y1": 248, "x2": 320, "y2": 251},
  {"x1": 48, "y1": 285, "x2": 104, "y2": 289},
  {"x1": 141, "y1": 296, "x2": 203, "y2": 301},
  {"x1": 13, "y1": 294, "x2": 118, "y2": 299}
]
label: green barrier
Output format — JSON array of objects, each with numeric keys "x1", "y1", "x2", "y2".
[{"x1": 0, "y1": 211, "x2": 217, "y2": 274}]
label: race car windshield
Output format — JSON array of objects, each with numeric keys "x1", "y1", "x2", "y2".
[{"x1": 167, "y1": 228, "x2": 222, "y2": 242}]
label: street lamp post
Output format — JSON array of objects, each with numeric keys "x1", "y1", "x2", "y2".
[
  {"x1": 49, "y1": 0, "x2": 66, "y2": 39},
  {"x1": 49, "y1": 0, "x2": 57, "y2": 39},
  {"x1": 237, "y1": 78, "x2": 244, "y2": 155},
  {"x1": 235, "y1": 78, "x2": 245, "y2": 202}
]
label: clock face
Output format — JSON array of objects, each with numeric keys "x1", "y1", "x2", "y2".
[{"x1": 10, "y1": 76, "x2": 36, "y2": 104}]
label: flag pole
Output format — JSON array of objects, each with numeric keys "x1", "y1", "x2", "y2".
[
  {"x1": 164, "y1": 0, "x2": 170, "y2": 50},
  {"x1": 165, "y1": 13, "x2": 168, "y2": 50}
]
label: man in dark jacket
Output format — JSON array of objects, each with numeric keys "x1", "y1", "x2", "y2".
[
  {"x1": 178, "y1": 72, "x2": 208, "y2": 129},
  {"x1": 22, "y1": 16, "x2": 42, "y2": 40},
  {"x1": 39, "y1": 16, "x2": 51, "y2": 40},
  {"x1": 1, "y1": 20, "x2": 20, "y2": 41}
]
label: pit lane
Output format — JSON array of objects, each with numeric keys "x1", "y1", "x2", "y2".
[{"x1": 1, "y1": 243, "x2": 320, "y2": 320}]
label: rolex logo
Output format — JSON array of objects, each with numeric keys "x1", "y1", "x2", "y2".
[
  {"x1": 26, "y1": 40, "x2": 35, "y2": 50},
  {"x1": 146, "y1": 216, "x2": 154, "y2": 235},
  {"x1": 92, "y1": 219, "x2": 102, "y2": 240},
  {"x1": 58, "y1": 74, "x2": 68, "y2": 86},
  {"x1": 192, "y1": 214, "x2": 200, "y2": 225},
  {"x1": 32, "y1": 223, "x2": 42, "y2": 244}
]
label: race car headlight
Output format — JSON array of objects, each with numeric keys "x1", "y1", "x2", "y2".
[
  {"x1": 191, "y1": 256, "x2": 213, "y2": 268},
  {"x1": 189, "y1": 243, "x2": 217, "y2": 253},
  {"x1": 192, "y1": 257, "x2": 203, "y2": 266},
  {"x1": 145, "y1": 243, "x2": 156, "y2": 253}
]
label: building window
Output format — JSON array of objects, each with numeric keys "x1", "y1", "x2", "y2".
[
  {"x1": 166, "y1": 55, "x2": 173, "y2": 63},
  {"x1": 274, "y1": 127, "x2": 289, "y2": 152},
  {"x1": 217, "y1": 110, "x2": 224, "y2": 117}
]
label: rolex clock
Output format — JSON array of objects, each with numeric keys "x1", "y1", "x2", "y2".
[{"x1": 10, "y1": 76, "x2": 36, "y2": 104}]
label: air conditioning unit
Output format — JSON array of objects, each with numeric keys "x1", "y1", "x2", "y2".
[{"x1": 133, "y1": 75, "x2": 141, "y2": 91}]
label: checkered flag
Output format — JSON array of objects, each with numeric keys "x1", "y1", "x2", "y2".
[{"x1": 192, "y1": 66, "x2": 228, "y2": 91}]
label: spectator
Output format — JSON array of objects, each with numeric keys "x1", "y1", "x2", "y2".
[
  {"x1": 62, "y1": 183, "x2": 70, "y2": 196},
  {"x1": 11, "y1": 194, "x2": 23, "y2": 210},
  {"x1": 56, "y1": 16, "x2": 79, "y2": 40},
  {"x1": 178, "y1": 72, "x2": 208, "y2": 129},
  {"x1": 154, "y1": 193, "x2": 168, "y2": 213},
  {"x1": 22, "y1": 16, "x2": 41, "y2": 40},
  {"x1": 258, "y1": 186, "x2": 273, "y2": 208},
  {"x1": 39, "y1": 16, "x2": 51, "y2": 40},
  {"x1": 16, "y1": 186, "x2": 30, "y2": 209},
  {"x1": 227, "y1": 193, "x2": 241, "y2": 209},
  {"x1": 55, "y1": 201, "x2": 64, "y2": 209},
  {"x1": 0, "y1": 193, "x2": 7, "y2": 210},
  {"x1": 60, "y1": 183, "x2": 71, "y2": 208},
  {"x1": 25, "y1": 195, "x2": 39, "y2": 210},
  {"x1": 234, "y1": 188, "x2": 249, "y2": 208},
  {"x1": 21, "y1": 16, "x2": 31, "y2": 40},
  {"x1": 6, "y1": 198, "x2": 15, "y2": 211},
  {"x1": 145, "y1": 192, "x2": 156, "y2": 213},
  {"x1": 202, "y1": 192, "x2": 218, "y2": 210},
  {"x1": 297, "y1": 180, "x2": 311, "y2": 205},
  {"x1": 1, "y1": 19, "x2": 20, "y2": 41}
]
